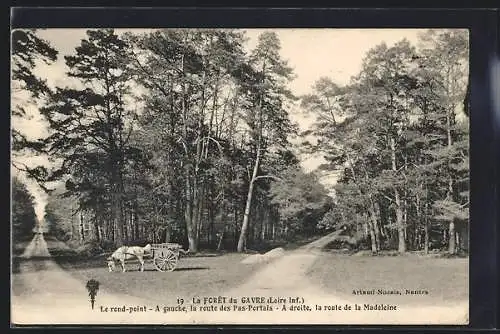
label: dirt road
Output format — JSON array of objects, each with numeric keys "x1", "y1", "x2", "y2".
[
  {"x1": 226, "y1": 231, "x2": 468, "y2": 324},
  {"x1": 11, "y1": 232, "x2": 468, "y2": 325},
  {"x1": 12, "y1": 233, "x2": 155, "y2": 325}
]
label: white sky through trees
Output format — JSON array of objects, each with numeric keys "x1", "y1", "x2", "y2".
[{"x1": 12, "y1": 28, "x2": 429, "y2": 221}]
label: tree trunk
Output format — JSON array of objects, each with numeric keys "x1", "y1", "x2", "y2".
[
  {"x1": 395, "y1": 190, "x2": 405, "y2": 253},
  {"x1": 367, "y1": 219, "x2": 377, "y2": 253},
  {"x1": 261, "y1": 210, "x2": 266, "y2": 241},
  {"x1": 461, "y1": 223, "x2": 469, "y2": 252},
  {"x1": 194, "y1": 187, "x2": 204, "y2": 246},
  {"x1": 185, "y1": 212, "x2": 196, "y2": 251},
  {"x1": 217, "y1": 231, "x2": 224, "y2": 251},
  {"x1": 403, "y1": 198, "x2": 408, "y2": 245},
  {"x1": 237, "y1": 148, "x2": 260, "y2": 252},
  {"x1": 123, "y1": 208, "x2": 128, "y2": 243},
  {"x1": 70, "y1": 209, "x2": 76, "y2": 240},
  {"x1": 193, "y1": 93, "x2": 204, "y2": 249},
  {"x1": 447, "y1": 172, "x2": 456, "y2": 254},
  {"x1": 416, "y1": 192, "x2": 426, "y2": 253},
  {"x1": 424, "y1": 221, "x2": 429, "y2": 254},
  {"x1": 367, "y1": 203, "x2": 379, "y2": 253},
  {"x1": 443, "y1": 228, "x2": 447, "y2": 248},
  {"x1": 208, "y1": 199, "x2": 214, "y2": 248},
  {"x1": 134, "y1": 211, "x2": 139, "y2": 241},
  {"x1": 80, "y1": 211, "x2": 85, "y2": 242},
  {"x1": 446, "y1": 105, "x2": 457, "y2": 254},
  {"x1": 179, "y1": 49, "x2": 198, "y2": 253},
  {"x1": 233, "y1": 204, "x2": 239, "y2": 247},
  {"x1": 374, "y1": 202, "x2": 382, "y2": 250},
  {"x1": 238, "y1": 60, "x2": 267, "y2": 252},
  {"x1": 131, "y1": 211, "x2": 136, "y2": 241},
  {"x1": 449, "y1": 220, "x2": 456, "y2": 254},
  {"x1": 185, "y1": 176, "x2": 197, "y2": 253},
  {"x1": 111, "y1": 173, "x2": 123, "y2": 247},
  {"x1": 165, "y1": 223, "x2": 171, "y2": 243},
  {"x1": 193, "y1": 187, "x2": 200, "y2": 245},
  {"x1": 93, "y1": 217, "x2": 100, "y2": 242},
  {"x1": 390, "y1": 137, "x2": 405, "y2": 253}
]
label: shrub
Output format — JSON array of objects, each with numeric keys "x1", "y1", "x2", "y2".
[{"x1": 76, "y1": 240, "x2": 103, "y2": 257}]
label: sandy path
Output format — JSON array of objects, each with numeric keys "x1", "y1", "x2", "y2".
[
  {"x1": 11, "y1": 233, "x2": 468, "y2": 325},
  {"x1": 224, "y1": 231, "x2": 469, "y2": 325},
  {"x1": 13, "y1": 234, "x2": 198, "y2": 325}
]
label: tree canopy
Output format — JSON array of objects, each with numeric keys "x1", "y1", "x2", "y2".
[
  {"x1": 303, "y1": 30, "x2": 469, "y2": 254},
  {"x1": 12, "y1": 29, "x2": 469, "y2": 255}
]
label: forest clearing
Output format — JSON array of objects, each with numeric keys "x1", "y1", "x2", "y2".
[{"x1": 11, "y1": 232, "x2": 468, "y2": 325}]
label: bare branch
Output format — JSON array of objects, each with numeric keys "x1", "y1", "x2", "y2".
[
  {"x1": 176, "y1": 137, "x2": 188, "y2": 155},
  {"x1": 381, "y1": 194, "x2": 394, "y2": 203},
  {"x1": 254, "y1": 175, "x2": 282, "y2": 182},
  {"x1": 11, "y1": 160, "x2": 55, "y2": 193},
  {"x1": 203, "y1": 136, "x2": 224, "y2": 156}
]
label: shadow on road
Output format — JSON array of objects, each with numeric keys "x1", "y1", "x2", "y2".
[
  {"x1": 106, "y1": 266, "x2": 210, "y2": 273},
  {"x1": 172, "y1": 266, "x2": 209, "y2": 271},
  {"x1": 13, "y1": 257, "x2": 52, "y2": 273}
]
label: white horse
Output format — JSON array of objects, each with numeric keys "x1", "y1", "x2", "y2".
[{"x1": 107, "y1": 244, "x2": 152, "y2": 272}]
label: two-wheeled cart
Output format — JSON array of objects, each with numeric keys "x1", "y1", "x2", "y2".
[{"x1": 150, "y1": 243, "x2": 188, "y2": 272}]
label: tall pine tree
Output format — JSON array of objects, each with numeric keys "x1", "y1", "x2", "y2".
[{"x1": 36, "y1": 29, "x2": 137, "y2": 247}]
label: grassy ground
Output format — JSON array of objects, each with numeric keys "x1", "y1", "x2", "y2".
[
  {"x1": 306, "y1": 251, "x2": 469, "y2": 306},
  {"x1": 55, "y1": 252, "x2": 267, "y2": 304},
  {"x1": 13, "y1": 235, "x2": 267, "y2": 304},
  {"x1": 13, "y1": 234, "x2": 469, "y2": 309}
]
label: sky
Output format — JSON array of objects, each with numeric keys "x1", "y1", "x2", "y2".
[
  {"x1": 12, "y1": 28, "x2": 432, "y2": 221},
  {"x1": 32, "y1": 28, "x2": 426, "y2": 94}
]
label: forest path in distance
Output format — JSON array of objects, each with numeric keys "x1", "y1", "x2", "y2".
[{"x1": 11, "y1": 232, "x2": 468, "y2": 325}]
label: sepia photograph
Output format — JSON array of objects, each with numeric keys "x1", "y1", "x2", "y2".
[{"x1": 11, "y1": 27, "x2": 469, "y2": 325}]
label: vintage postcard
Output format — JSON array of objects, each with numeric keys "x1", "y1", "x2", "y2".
[{"x1": 11, "y1": 28, "x2": 469, "y2": 325}]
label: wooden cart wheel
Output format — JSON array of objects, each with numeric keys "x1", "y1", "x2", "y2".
[{"x1": 153, "y1": 249, "x2": 178, "y2": 272}]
